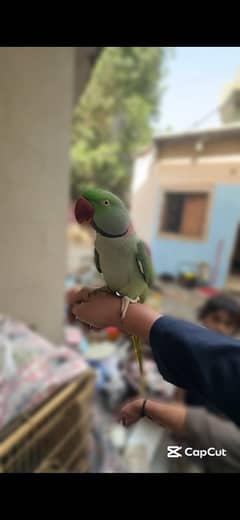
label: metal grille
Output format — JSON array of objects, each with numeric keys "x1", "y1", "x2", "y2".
[{"x1": 0, "y1": 371, "x2": 95, "y2": 473}]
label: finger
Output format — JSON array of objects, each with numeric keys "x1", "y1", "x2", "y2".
[
  {"x1": 121, "y1": 403, "x2": 134, "y2": 415},
  {"x1": 120, "y1": 416, "x2": 128, "y2": 427},
  {"x1": 72, "y1": 287, "x2": 92, "y2": 304},
  {"x1": 67, "y1": 287, "x2": 81, "y2": 304},
  {"x1": 72, "y1": 302, "x2": 88, "y2": 318},
  {"x1": 72, "y1": 303, "x2": 97, "y2": 329},
  {"x1": 72, "y1": 288, "x2": 108, "y2": 308},
  {"x1": 70, "y1": 290, "x2": 93, "y2": 317}
]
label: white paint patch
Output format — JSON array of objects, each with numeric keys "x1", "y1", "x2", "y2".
[{"x1": 132, "y1": 152, "x2": 154, "y2": 193}]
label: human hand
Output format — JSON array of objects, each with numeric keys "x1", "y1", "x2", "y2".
[
  {"x1": 71, "y1": 288, "x2": 122, "y2": 330},
  {"x1": 71, "y1": 286, "x2": 161, "y2": 341},
  {"x1": 119, "y1": 399, "x2": 144, "y2": 427},
  {"x1": 120, "y1": 398, "x2": 187, "y2": 434},
  {"x1": 67, "y1": 286, "x2": 92, "y2": 324}
]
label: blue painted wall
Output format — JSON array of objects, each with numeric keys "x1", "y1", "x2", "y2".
[{"x1": 151, "y1": 185, "x2": 240, "y2": 288}]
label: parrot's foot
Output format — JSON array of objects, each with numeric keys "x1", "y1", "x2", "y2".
[{"x1": 120, "y1": 296, "x2": 140, "y2": 320}]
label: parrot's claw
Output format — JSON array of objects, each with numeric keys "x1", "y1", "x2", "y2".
[{"x1": 120, "y1": 295, "x2": 140, "y2": 320}]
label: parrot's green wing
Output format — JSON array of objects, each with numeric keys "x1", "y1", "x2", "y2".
[
  {"x1": 94, "y1": 248, "x2": 102, "y2": 274},
  {"x1": 136, "y1": 240, "x2": 154, "y2": 288}
]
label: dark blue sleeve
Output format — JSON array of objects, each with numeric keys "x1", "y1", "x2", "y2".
[{"x1": 150, "y1": 316, "x2": 240, "y2": 427}]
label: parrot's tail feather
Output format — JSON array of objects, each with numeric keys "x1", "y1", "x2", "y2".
[{"x1": 131, "y1": 335, "x2": 146, "y2": 397}]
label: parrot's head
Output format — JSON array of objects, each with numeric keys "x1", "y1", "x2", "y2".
[{"x1": 74, "y1": 189, "x2": 131, "y2": 237}]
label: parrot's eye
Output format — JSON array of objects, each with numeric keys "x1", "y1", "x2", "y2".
[{"x1": 103, "y1": 200, "x2": 110, "y2": 206}]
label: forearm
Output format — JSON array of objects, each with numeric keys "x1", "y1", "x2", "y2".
[
  {"x1": 143, "y1": 402, "x2": 240, "y2": 472},
  {"x1": 121, "y1": 303, "x2": 161, "y2": 342},
  {"x1": 149, "y1": 316, "x2": 240, "y2": 427},
  {"x1": 123, "y1": 309, "x2": 240, "y2": 427},
  {"x1": 72, "y1": 290, "x2": 240, "y2": 427},
  {"x1": 143, "y1": 400, "x2": 187, "y2": 435}
]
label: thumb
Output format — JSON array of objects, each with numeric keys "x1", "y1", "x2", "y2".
[{"x1": 72, "y1": 303, "x2": 86, "y2": 319}]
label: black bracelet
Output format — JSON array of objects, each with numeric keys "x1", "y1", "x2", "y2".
[{"x1": 140, "y1": 399, "x2": 147, "y2": 418}]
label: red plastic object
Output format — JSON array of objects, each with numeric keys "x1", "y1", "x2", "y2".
[
  {"x1": 106, "y1": 327, "x2": 120, "y2": 341},
  {"x1": 198, "y1": 287, "x2": 221, "y2": 297}
]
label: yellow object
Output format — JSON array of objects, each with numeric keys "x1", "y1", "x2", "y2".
[
  {"x1": 132, "y1": 335, "x2": 146, "y2": 397},
  {"x1": 184, "y1": 272, "x2": 196, "y2": 280}
]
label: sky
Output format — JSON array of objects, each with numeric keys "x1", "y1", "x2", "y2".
[{"x1": 154, "y1": 47, "x2": 240, "y2": 134}]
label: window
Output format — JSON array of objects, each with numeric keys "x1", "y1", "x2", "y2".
[{"x1": 160, "y1": 192, "x2": 209, "y2": 239}]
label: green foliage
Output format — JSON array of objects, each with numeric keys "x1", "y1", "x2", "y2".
[{"x1": 71, "y1": 47, "x2": 170, "y2": 203}]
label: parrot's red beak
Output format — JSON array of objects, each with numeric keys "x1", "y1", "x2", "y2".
[{"x1": 74, "y1": 196, "x2": 94, "y2": 224}]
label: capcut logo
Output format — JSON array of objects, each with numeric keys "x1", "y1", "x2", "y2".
[
  {"x1": 167, "y1": 446, "x2": 182, "y2": 458},
  {"x1": 167, "y1": 446, "x2": 227, "y2": 459}
]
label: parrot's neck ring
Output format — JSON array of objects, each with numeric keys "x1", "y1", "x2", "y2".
[{"x1": 92, "y1": 220, "x2": 130, "y2": 238}]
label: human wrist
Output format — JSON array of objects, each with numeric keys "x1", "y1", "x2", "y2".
[
  {"x1": 132, "y1": 398, "x2": 146, "y2": 417},
  {"x1": 121, "y1": 303, "x2": 162, "y2": 342},
  {"x1": 137, "y1": 400, "x2": 187, "y2": 433}
]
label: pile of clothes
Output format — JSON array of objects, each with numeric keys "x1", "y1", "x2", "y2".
[{"x1": 0, "y1": 314, "x2": 89, "y2": 431}]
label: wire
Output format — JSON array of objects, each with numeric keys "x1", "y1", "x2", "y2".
[{"x1": 187, "y1": 104, "x2": 223, "y2": 131}]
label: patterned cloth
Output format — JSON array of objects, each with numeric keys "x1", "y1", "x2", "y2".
[{"x1": 0, "y1": 314, "x2": 88, "y2": 431}]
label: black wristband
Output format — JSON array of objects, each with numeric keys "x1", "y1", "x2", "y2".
[{"x1": 140, "y1": 399, "x2": 147, "y2": 418}]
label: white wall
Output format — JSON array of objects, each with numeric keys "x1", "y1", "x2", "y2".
[
  {"x1": 131, "y1": 151, "x2": 155, "y2": 244},
  {"x1": 0, "y1": 47, "x2": 74, "y2": 342}
]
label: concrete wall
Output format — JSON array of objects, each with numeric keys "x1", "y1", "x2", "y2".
[
  {"x1": 207, "y1": 185, "x2": 240, "y2": 287},
  {"x1": 131, "y1": 135, "x2": 240, "y2": 288},
  {"x1": 131, "y1": 133, "x2": 240, "y2": 247},
  {"x1": 151, "y1": 184, "x2": 240, "y2": 288},
  {"x1": 0, "y1": 47, "x2": 75, "y2": 342},
  {"x1": 74, "y1": 47, "x2": 102, "y2": 105}
]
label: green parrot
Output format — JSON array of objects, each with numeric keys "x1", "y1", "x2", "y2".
[{"x1": 74, "y1": 188, "x2": 155, "y2": 396}]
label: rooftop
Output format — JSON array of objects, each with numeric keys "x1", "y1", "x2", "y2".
[{"x1": 154, "y1": 122, "x2": 240, "y2": 145}]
